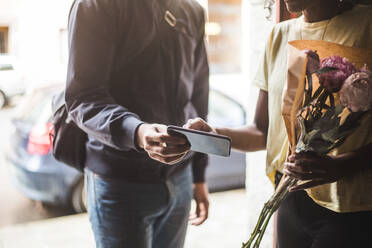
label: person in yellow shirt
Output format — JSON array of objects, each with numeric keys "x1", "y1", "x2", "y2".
[{"x1": 185, "y1": 0, "x2": 372, "y2": 247}]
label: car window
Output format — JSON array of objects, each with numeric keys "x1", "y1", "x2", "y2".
[
  {"x1": 208, "y1": 90, "x2": 246, "y2": 127},
  {"x1": 0, "y1": 63, "x2": 13, "y2": 71}
]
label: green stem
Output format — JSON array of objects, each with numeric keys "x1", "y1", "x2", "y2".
[
  {"x1": 243, "y1": 204, "x2": 270, "y2": 247},
  {"x1": 242, "y1": 177, "x2": 297, "y2": 248},
  {"x1": 252, "y1": 179, "x2": 296, "y2": 248},
  {"x1": 253, "y1": 208, "x2": 275, "y2": 248}
]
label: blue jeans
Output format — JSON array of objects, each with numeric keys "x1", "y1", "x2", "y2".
[{"x1": 85, "y1": 166, "x2": 193, "y2": 248}]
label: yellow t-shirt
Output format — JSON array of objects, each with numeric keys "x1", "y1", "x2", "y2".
[{"x1": 253, "y1": 5, "x2": 372, "y2": 213}]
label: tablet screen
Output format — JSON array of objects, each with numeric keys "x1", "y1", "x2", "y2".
[{"x1": 167, "y1": 125, "x2": 231, "y2": 157}]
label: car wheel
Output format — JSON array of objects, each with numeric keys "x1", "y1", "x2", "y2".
[
  {"x1": 71, "y1": 178, "x2": 86, "y2": 213},
  {"x1": 0, "y1": 90, "x2": 7, "y2": 108}
]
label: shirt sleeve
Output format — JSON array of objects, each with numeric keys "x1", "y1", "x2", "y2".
[
  {"x1": 252, "y1": 27, "x2": 276, "y2": 92},
  {"x1": 252, "y1": 54, "x2": 269, "y2": 92},
  {"x1": 65, "y1": 0, "x2": 144, "y2": 152},
  {"x1": 190, "y1": 9, "x2": 209, "y2": 183}
]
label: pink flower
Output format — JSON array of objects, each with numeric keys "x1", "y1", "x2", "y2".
[
  {"x1": 319, "y1": 56, "x2": 357, "y2": 92},
  {"x1": 340, "y1": 70, "x2": 372, "y2": 112},
  {"x1": 304, "y1": 49, "x2": 320, "y2": 75}
]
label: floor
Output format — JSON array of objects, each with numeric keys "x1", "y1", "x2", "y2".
[{"x1": 0, "y1": 189, "x2": 255, "y2": 248}]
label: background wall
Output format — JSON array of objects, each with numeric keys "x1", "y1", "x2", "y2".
[{"x1": 0, "y1": 0, "x2": 74, "y2": 86}]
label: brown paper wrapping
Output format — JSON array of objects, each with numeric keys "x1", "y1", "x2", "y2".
[{"x1": 282, "y1": 44, "x2": 307, "y2": 154}]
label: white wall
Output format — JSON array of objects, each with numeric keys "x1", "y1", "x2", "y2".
[{"x1": 0, "y1": 0, "x2": 74, "y2": 86}]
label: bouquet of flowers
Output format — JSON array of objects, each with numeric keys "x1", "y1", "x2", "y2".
[{"x1": 242, "y1": 41, "x2": 372, "y2": 248}]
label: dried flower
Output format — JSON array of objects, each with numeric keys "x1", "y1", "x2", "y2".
[
  {"x1": 319, "y1": 56, "x2": 357, "y2": 92},
  {"x1": 304, "y1": 49, "x2": 320, "y2": 75},
  {"x1": 340, "y1": 70, "x2": 372, "y2": 112}
]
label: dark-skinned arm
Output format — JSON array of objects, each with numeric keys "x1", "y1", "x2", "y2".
[
  {"x1": 283, "y1": 142, "x2": 372, "y2": 191},
  {"x1": 216, "y1": 90, "x2": 269, "y2": 152},
  {"x1": 184, "y1": 89, "x2": 269, "y2": 153}
]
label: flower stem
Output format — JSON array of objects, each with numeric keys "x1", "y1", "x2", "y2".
[
  {"x1": 243, "y1": 202, "x2": 271, "y2": 247},
  {"x1": 242, "y1": 177, "x2": 298, "y2": 248},
  {"x1": 253, "y1": 207, "x2": 275, "y2": 248}
]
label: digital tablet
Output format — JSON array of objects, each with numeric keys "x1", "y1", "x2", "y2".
[{"x1": 167, "y1": 125, "x2": 231, "y2": 157}]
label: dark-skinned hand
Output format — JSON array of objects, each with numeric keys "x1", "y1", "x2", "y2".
[
  {"x1": 189, "y1": 183, "x2": 209, "y2": 226},
  {"x1": 283, "y1": 152, "x2": 356, "y2": 192},
  {"x1": 136, "y1": 123, "x2": 190, "y2": 165}
]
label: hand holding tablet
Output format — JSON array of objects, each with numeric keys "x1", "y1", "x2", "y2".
[{"x1": 167, "y1": 125, "x2": 231, "y2": 157}]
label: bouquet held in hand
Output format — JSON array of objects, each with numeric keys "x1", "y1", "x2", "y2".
[{"x1": 242, "y1": 41, "x2": 372, "y2": 248}]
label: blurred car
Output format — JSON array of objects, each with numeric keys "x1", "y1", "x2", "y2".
[
  {"x1": 6, "y1": 79, "x2": 246, "y2": 212},
  {"x1": 0, "y1": 55, "x2": 26, "y2": 108}
]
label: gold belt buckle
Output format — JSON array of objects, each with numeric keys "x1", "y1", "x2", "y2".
[{"x1": 164, "y1": 10, "x2": 177, "y2": 27}]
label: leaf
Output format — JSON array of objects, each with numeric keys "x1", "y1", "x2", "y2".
[
  {"x1": 322, "y1": 107, "x2": 336, "y2": 120},
  {"x1": 303, "y1": 129, "x2": 321, "y2": 144},
  {"x1": 306, "y1": 135, "x2": 333, "y2": 155},
  {"x1": 334, "y1": 104, "x2": 344, "y2": 116},
  {"x1": 321, "y1": 127, "x2": 340, "y2": 143},
  {"x1": 312, "y1": 112, "x2": 339, "y2": 131},
  {"x1": 316, "y1": 66, "x2": 338, "y2": 75}
]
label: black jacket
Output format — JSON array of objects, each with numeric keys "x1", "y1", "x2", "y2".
[{"x1": 65, "y1": 0, "x2": 209, "y2": 183}]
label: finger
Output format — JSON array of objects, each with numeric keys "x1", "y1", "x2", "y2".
[
  {"x1": 189, "y1": 214, "x2": 207, "y2": 225},
  {"x1": 153, "y1": 124, "x2": 167, "y2": 133},
  {"x1": 292, "y1": 157, "x2": 325, "y2": 173},
  {"x1": 189, "y1": 197, "x2": 210, "y2": 221},
  {"x1": 189, "y1": 213, "x2": 197, "y2": 220},
  {"x1": 148, "y1": 153, "x2": 184, "y2": 165},
  {"x1": 190, "y1": 213, "x2": 207, "y2": 226},
  {"x1": 283, "y1": 167, "x2": 325, "y2": 181},
  {"x1": 183, "y1": 118, "x2": 198, "y2": 128},
  {"x1": 146, "y1": 144, "x2": 190, "y2": 157},
  {"x1": 190, "y1": 202, "x2": 208, "y2": 226},
  {"x1": 160, "y1": 153, "x2": 186, "y2": 165},
  {"x1": 284, "y1": 163, "x2": 326, "y2": 174},
  {"x1": 167, "y1": 156, "x2": 185, "y2": 165},
  {"x1": 184, "y1": 118, "x2": 209, "y2": 131},
  {"x1": 183, "y1": 119, "x2": 194, "y2": 128},
  {"x1": 294, "y1": 152, "x2": 315, "y2": 160},
  {"x1": 294, "y1": 153, "x2": 327, "y2": 170},
  {"x1": 292, "y1": 156, "x2": 312, "y2": 170},
  {"x1": 289, "y1": 179, "x2": 328, "y2": 192},
  {"x1": 288, "y1": 154, "x2": 295, "y2": 162},
  {"x1": 184, "y1": 120, "x2": 203, "y2": 130},
  {"x1": 148, "y1": 152, "x2": 186, "y2": 165},
  {"x1": 146, "y1": 133, "x2": 188, "y2": 145}
]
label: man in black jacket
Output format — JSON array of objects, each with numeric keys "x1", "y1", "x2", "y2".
[{"x1": 65, "y1": 0, "x2": 209, "y2": 247}]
